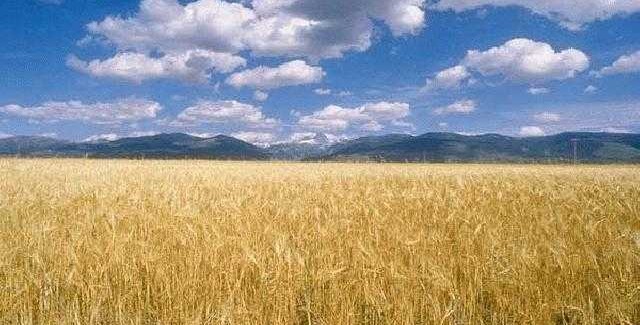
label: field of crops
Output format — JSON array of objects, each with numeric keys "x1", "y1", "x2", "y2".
[{"x1": 0, "y1": 159, "x2": 639, "y2": 324}]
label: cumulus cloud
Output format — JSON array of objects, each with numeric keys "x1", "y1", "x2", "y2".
[
  {"x1": 424, "y1": 65, "x2": 473, "y2": 91},
  {"x1": 226, "y1": 60, "x2": 324, "y2": 90},
  {"x1": 130, "y1": 131, "x2": 161, "y2": 138},
  {"x1": 462, "y1": 39, "x2": 589, "y2": 83},
  {"x1": 0, "y1": 99, "x2": 161, "y2": 125},
  {"x1": 584, "y1": 85, "x2": 598, "y2": 94},
  {"x1": 39, "y1": 133, "x2": 59, "y2": 138},
  {"x1": 84, "y1": 133, "x2": 120, "y2": 142},
  {"x1": 83, "y1": 131, "x2": 161, "y2": 142},
  {"x1": 528, "y1": 87, "x2": 550, "y2": 95},
  {"x1": 175, "y1": 100, "x2": 278, "y2": 129},
  {"x1": 231, "y1": 131, "x2": 276, "y2": 147},
  {"x1": 87, "y1": 0, "x2": 255, "y2": 54},
  {"x1": 297, "y1": 101, "x2": 411, "y2": 132},
  {"x1": 84, "y1": 0, "x2": 425, "y2": 61},
  {"x1": 597, "y1": 51, "x2": 640, "y2": 76},
  {"x1": 533, "y1": 112, "x2": 561, "y2": 122},
  {"x1": 432, "y1": 0, "x2": 640, "y2": 30},
  {"x1": 314, "y1": 88, "x2": 332, "y2": 95},
  {"x1": 601, "y1": 127, "x2": 632, "y2": 133},
  {"x1": 433, "y1": 99, "x2": 477, "y2": 115},
  {"x1": 516, "y1": 101, "x2": 640, "y2": 135},
  {"x1": 73, "y1": 0, "x2": 426, "y2": 86},
  {"x1": 314, "y1": 88, "x2": 352, "y2": 96},
  {"x1": 68, "y1": 50, "x2": 246, "y2": 83},
  {"x1": 519, "y1": 126, "x2": 545, "y2": 137},
  {"x1": 425, "y1": 39, "x2": 589, "y2": 91},
  {"x1": 187, "y1": 132, "x2": 221, "y2": 138},
  {"x1": 253, "y1": 91, "x2": 269, "y2": 102}
]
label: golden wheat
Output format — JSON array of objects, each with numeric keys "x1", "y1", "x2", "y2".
[{"x1": 0, "y1": 159, "x2": 639, "y2": 324}]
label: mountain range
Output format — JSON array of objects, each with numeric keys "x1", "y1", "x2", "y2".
[
  {"x1": 0, "y1": 133, "x2": 268, "y2": 160},
  {"x1": 1, "y1": 132, "x2": 640, "y2": 163}
]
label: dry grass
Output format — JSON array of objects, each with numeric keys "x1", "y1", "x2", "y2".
[{"x1": 0, "y1": 159, "x2": 639, "y2": 324}]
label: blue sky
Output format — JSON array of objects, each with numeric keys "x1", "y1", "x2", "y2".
[{"x1": 0, "y1": 0, "x2": 639, "y2": 144}]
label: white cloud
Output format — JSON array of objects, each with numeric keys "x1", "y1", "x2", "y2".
[
  {"x1": 598, "y1": 51, "x2": 640, "y2": 76},
  {"x1": 361, "y1": 121, "x2": 384, "y2": 131},
  {"x1": 528, "y1": 87, "x2": 550, "y2": 95},
  {"x1": 298, "y1": 106, "x2": 360, "y2": 131},
  {"x1": 0, "y1": 132, "x2": 12, "y2": 139},
  {"x1": 391, "y1": 120, "x2": 416, "y2": 130},
  {"x1": 129, "y1": 131, "x2": 161, "y2": 138},
  {"x1": 432, "y1": 0, "x2": 640, "y2": 30},
  {"x1": 68, "y1": 50, "x2": 246, "y2": 83},
  {"x1": 533, "y1": 112, "x2": 561, "y2": 122},
  {"x1": 175, "y1": 100, "x2": 278, "y2": 128},
  {"x1": 519, "y1": 126, "x2": 545, "y2": 137},
  {"x1": 424, "y1": 65, "x2": 473, "y2": 91},
  {"x1": 231, "y1": 131, "x2": 276, "y2": 147},
  {"x1": 0, "y1": 99, "x2": 161, "y2": 125},
  {"x1": 39, "y1": 133, "x2": 59, "y2": 138},
  {"x1": 314, "y1": 88, "x2": 352, "y2": 96},
  {"x1": 314, "y1": 88, "x2": 332, "y2": 95},
  {"x1": 601, "y1": 127, "x2": 632, "y2": 133},
  {"x1": 85, "y1": 0, "x2": 425, "y2": 61},
  {"x1": 462, "y1": 39, "x2": 589, "y2": 83},
  {"x1": 426, "y1": 39, "x2": 589, "y2": 91},
  {"x1": 361, "y1": 102, "x2": 412, "y2": 120},
  {"x1": 433, "y1": 99, "x2": 477, "y2": 115},
  {"x1": 83, "y1": 131, "x2": 160, "y2": 142},
  {"x1": 289, "y1": 132, "x2": 318, "y2": 143},
  {"x1": 186, "y1": 132, "x2": 216, "y2": 138},
  {"x1": 83, "y1": 133, "x2": 120, "y2": 142},
  {"x1": 253, "y1": 91, "x2": 269, "y2": 102},
  {"x1": 455, "y1": 131, "x2": 484, "y2": 136},
  {"x1": 298, "y1": 101, "x2": 411, "y2": 132},
  {"x1": 438, "y1": 122, "x2": 449, "y2": 128},
  {"x1": 584, "y1": 85, "x2": 598, "y2": 94},
  {"x1": 517, "y1": 100, "x2": 640, "y2": 135},
  {"x1": 87, "y1": 0, "x2": 256, "y2": 54},
  {"x1": 226, "y1": 60, "x2": 324, "y2": 90}
]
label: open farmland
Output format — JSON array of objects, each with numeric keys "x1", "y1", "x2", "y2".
[{"x1": 0, "y1": 159, "x2": 639, "y2": 324}]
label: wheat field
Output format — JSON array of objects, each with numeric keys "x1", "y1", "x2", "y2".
[{"x1": 0, "y1": 159, "x2": 639, "y2": 324}]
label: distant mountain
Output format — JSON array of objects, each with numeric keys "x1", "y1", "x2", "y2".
[
  {"x1": 322, "y1": 132, "x2": 640, "y2": 163},
  {"x1": 327, "y1": 134, "x2": 414, "y2": 157},
  {"x1": 0, "y1": 136, "x2": 69, "y2": 155},
  {"x1": 297, "y1": 133, "x2": 331, "y2": 145},
  {"x1": 267, "y1": 133, "x2": 334, "y2": 160},
  {"x1": 0, "y1": 133, "x2": 268, "y2": 160},
  {"x1": 1, "y1": 132, "x2": 639, "y2": 163}
]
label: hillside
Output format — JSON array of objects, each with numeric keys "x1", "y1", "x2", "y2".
[
  {"x1": 0, "y1": 133, "x2": 268, "y2": 160},
  {"x1": 0, "y1": 136, "x2": 69, "y2": 155},
  {"x1": 322, "y1": 132, "x2": 640, "y2": 163},
  {"x1": 2, "y1": 132, "x2": 640, "y2": 162}
]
